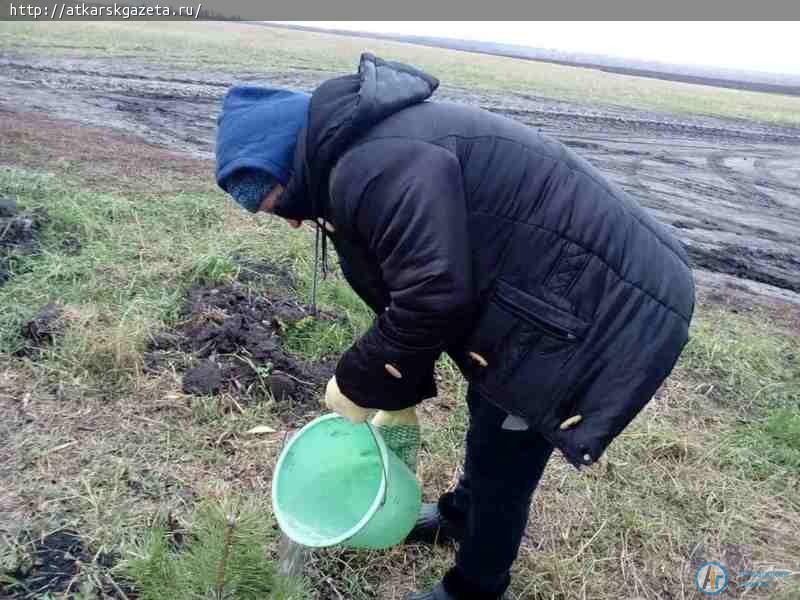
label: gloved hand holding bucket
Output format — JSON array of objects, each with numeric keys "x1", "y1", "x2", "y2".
[{"x1": 324, "y1": 374, "x2": 421, "y2": 472}]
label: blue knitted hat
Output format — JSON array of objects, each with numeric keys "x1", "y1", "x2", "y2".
[{"x1": 225, "y1": 169, "x2": 278, "y2": 213}]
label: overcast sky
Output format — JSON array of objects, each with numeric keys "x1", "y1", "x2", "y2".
[{"x1": 274, "y1": 22, "x2": 800, "y2": 76}]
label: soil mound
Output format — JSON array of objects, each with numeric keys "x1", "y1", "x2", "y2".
[
  {"x1": 0, "y1": 198, "x2": 46, "y2": 287},
  {"x1": 146, "y1": 283, "x2": 335, "y2": 407},
  {"x1": 14, "y1": 303, "x2": 64, "y2": 358}
]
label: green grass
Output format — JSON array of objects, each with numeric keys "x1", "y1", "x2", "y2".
[
  {"x1": 729, "y1": 408, "x2": 800, "y2": 484},
  {"x1": 2, "y1": 21, "x2": 800, "y2": 125},
  {"x1": 678, "y1": 307, "x2": 800, "y2": 498},
  {"x1": 680, "y1": 308, "x2": 800, "y2": 413}
]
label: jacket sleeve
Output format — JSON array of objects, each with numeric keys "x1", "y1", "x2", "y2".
[{"x1": 330, "y1": 139, "x2": 474, "y2": 411}]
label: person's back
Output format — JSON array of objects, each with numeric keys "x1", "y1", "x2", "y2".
[
  {"x1": 329, "y1": 97, "x2": 694, "y2": 468},
  {"x1": 346, "y1": 99, "x2": 691, "y2": 315}
]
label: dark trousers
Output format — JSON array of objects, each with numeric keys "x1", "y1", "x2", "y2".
[{"x1": 438, "y1": 386, "x2": 554, "y2": 597}]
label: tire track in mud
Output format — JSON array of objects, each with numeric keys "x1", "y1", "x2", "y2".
[
  {"x1": 685, "y1": 244, "x2": 800, "y2": 293},
  {"x1": 707, "y1": 151, "x2": 781, "y2": 209},
  {"x1": 0, "y1": 57, "x2": 322, "y2": 156},
  {"x1": 0, "y1": 59, "x2": 235, "y2": 88},
  {"x1": 0, "y1": 58, "x2": 229, "y2": 156},
  {"x1": 486, "y1": 106, "x2": 800, "y2": 145},
  {"x1": 553, "y1": 136, "x2": 800, "y2": 295},
  {"x1": 754, "y1": 157, "x2": 800, "y2": 195},
  {"x1": 623, "y1": 152, "x2": 647, "y2": 192},
  {"x1": 90, "y1": 92, "x2": 219, "y2": 153}
]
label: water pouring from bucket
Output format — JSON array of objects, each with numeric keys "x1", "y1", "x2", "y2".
[{"x1": 271, "y1": 414, "x2": 422, "y2": 549}]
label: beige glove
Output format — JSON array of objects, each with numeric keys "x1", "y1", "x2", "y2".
[{"x1": 323, "y1": 376, "x2": 371, "y2": 423}]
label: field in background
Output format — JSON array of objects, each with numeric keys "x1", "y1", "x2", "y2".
[
  {"x1": 0, "y1": 22, "x2": 799, "y2": 600},
  {"x1": 2, "y1": 21, "x2": 800, "y2": 126}
]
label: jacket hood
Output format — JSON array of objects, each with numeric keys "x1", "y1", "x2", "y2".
[
  {"x1": 215, "y1": 86, "x2": 311, "y2": 192},
  {"x1": 274, "y1": 53, "x2": 439, "y2": 221}
]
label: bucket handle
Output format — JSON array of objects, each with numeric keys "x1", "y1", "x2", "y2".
[{"x1": 365, "y1": 422, "x2": 388, "y2": 508}]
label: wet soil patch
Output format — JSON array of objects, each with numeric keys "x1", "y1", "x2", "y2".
[
  {"x1": 13, "y1": 303, "x2": 65, "y2": 358},
  {"x1": 687, "y1": 244, "x2": 800, "y2": 293},
  {"x1": 182, "y1": 358, "x2": 224, "y2": 395},
  {"x1": 0, "y1": 198, "x2": 46, "y2": 288},
  {"x1": 2, "y1": 529, "x2": 133, "y2": 599},
  {"x1": 145, "y1": 283, "x2": 335, "y2": 410}
]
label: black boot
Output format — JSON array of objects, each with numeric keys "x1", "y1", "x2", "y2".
[
  {"x1": 404, "y1": 583, "x2": 452, "y2": 600},
  {"x1": 404, "y1": 502, "x2": 464, "y2": 546},
  {"x1": 404, "y1": 576, "x2": 508, "y2": 599},
  {"x1": 404, "y1": 567, "x2": 509, "y2": 599}
]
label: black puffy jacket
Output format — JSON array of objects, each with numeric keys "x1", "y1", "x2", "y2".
[{"x1": 274, "y1": 54, "x2": 696, "y2": 468}]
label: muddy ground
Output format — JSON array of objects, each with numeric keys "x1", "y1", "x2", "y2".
[
  {"x1": 2, "y1": 529, "x2": 133, "y2": 599},
  {"x1": 0, "y1": 197, "x2": 46, "y2": 287},
  {"x1": 14, "y1": 303, "x2": 63, "y2": 358},
  {"x1": 1, "y1": 52, "x2": 800, "y2": 309},
  {"x1": 145, "y1": 283, "x2": 335, "y2": 412}
]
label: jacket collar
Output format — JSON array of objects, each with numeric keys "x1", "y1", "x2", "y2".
[{"x1": 273, "y1": 53, "x2": 439, "y2": 223}]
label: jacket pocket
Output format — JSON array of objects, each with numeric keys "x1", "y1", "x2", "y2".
[
  {"x1": 463, "y1": 280, "x2": 589, "y2": 418},
  {"x1": 492, "y1": 281, "x2": 589, "y2": 342}
]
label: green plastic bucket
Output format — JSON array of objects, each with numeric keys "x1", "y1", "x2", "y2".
[{"x1": 272, "y1": 414, "x2": 422, "y2": 549}]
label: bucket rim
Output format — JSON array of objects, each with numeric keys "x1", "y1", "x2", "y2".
[{"x1": 271, "y1": 413, "x2": 389, "y2": 548}]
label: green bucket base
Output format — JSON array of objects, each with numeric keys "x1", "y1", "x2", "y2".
[{"x1": 272, "y1": 414, "x2": 422, "y2": 549}]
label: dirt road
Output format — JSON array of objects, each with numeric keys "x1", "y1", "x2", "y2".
[{"x1": 2, "y1": 53, "x2": 799, "y2": 306}]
